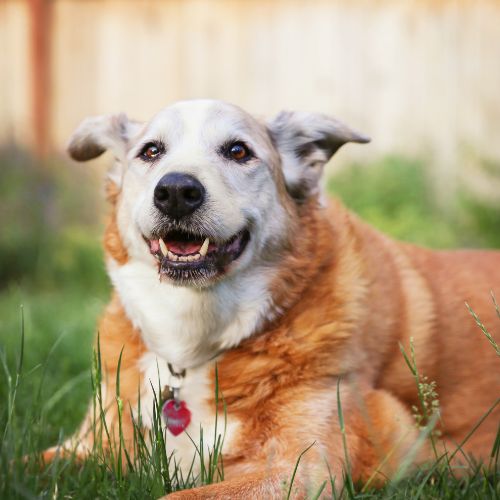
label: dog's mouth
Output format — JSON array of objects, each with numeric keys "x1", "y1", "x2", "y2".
[{"x1": 145, "y1": 228, "x2": 250, "y2": 285}]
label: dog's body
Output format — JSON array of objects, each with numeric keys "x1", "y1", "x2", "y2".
[{"x1": 52, "y1": 100, "x2": 499, "y2": 497}]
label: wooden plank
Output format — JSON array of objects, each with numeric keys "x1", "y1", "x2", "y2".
[{"x1": 29, "y1": 0, "x2": 52, "y2": 157}]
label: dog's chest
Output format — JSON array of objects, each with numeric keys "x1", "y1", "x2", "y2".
[
  {"x1": 107, "y1": 259, "x2": 273, "y2": 473},
  {"x1": 139, "y1": 352, "x2": 240, "y2": 476}
]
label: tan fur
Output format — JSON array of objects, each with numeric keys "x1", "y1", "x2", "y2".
[
  {"x1": 104, "y1": 181, "x2": 129, "y2": 265},
  {"x1": 50, "y1": 102, "x2": 500, "y2": 497}
]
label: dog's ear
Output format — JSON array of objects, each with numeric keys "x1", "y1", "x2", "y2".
[
  {"x1": 67, "y1": 113, "x2": 142, "y2": 163},
  {"x1": 268, "y1": 111, "x2": 369, "y2": 200}
]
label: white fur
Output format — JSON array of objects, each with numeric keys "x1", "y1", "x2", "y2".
[{"x1": 108, "y1": 257, "x2": 275, "y2": 369}]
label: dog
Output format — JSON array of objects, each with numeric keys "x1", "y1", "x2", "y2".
[{"x1": 48, "y1": 100, "x2": 499, "y2": 497}]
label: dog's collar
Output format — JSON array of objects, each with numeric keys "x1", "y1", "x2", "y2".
[
  {"x1": 160, "y1": 351, "x2": 223, "y2": 436},
  {"x1": 165, "y1": 363, "x2": 185, "y2": 401}
]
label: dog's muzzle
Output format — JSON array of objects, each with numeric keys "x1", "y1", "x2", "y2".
[
  {"x1": 145, "y1": 227, "x2": 250, "y2": 286},
  {"x1": 146, "y1": 172, "x2": 250, "y2": 285}
]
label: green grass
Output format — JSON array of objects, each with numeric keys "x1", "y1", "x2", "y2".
[
  {"x1": 0, "y1": 153, "x2": 499, "y2": 498},
  {"x1": 0, "y1": 286, "x2": 102, "y2": 445}
]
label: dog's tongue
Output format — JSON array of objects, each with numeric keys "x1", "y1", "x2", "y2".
[{"x1": 165, "y1": 239, "x2": 202, "y2": 255}]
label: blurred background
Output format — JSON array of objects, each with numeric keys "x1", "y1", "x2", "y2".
[{"x1": 1, "y1": 0, "x2": 500, "y2": 444}]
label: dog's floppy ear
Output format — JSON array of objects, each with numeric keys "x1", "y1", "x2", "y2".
[
  {"x1": 268, "y1": 111, "x2": 370, "y2": 200},
  {"x1": 67, "y1": 113, "x2": 142, "y2": 163}
]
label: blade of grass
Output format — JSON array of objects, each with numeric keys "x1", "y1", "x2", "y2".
[
  {"x1": 43, "y1": 370, "x2": 89, "y2": 412},
  {"x1": 337, "y1": 377, "x2": 355, "y2": 498},
  {"x1": 466, "y1": 302, "x2": 500, "y2": 356},
  {"x1": 286, "y1": 441, "x2": 315, "y2": 500}
]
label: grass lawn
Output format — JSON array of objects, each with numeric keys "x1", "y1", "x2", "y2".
[{"x1": 0, "y1": 155, "x2": 498, "y2": 498}]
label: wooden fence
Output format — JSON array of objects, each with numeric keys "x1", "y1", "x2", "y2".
[{"x1": 1, "y1": 0, "x2": 500, "y2": 199}]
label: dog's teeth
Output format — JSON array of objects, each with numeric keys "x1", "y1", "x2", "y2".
[
  {"x1": 159, "y1": 238, "x2": 168, "y2": 256},
  {"x1": 179, "y1": 255, "x2": 188, "y2": 262},
  {"x1": 167, "y1": 251, "x2": 178, "y2": 261},
  {"x1": 199, "y1": 238, "x2": 209, "y2": 257},
  {"x1": 193, "y1": 253, "x2": 201, "y2": 261},
  {"x1": 187, "y1": 255, "x2": 195, "y2": 262}
]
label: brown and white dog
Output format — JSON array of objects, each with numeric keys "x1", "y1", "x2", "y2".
[{"x1": 55, "y1": 100, "x2": 499, "y2": 497}]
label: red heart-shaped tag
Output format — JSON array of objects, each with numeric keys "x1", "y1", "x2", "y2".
[{"x1": 162, "y1": 399, "x2": 192, "y2": 436}]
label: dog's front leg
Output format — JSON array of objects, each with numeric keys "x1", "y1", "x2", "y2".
[{"x1": 162, "y1": 469, "x2": 305, "y2": 500}]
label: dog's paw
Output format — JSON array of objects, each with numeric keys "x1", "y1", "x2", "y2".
[
  {"x1": 159, "y1": 486, "x2": 234, "y2": 499},
  {"x1": 159, "y1": 490, "x2": 208, "y2": 500}
]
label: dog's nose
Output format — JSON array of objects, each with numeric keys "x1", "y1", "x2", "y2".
[{"x1": 153, "y1": 172, "x2": 205, "y2": 218}]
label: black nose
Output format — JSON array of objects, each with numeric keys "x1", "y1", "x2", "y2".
[{"x1": 153, "y1": 172, "x2": 205, "y2": 218}]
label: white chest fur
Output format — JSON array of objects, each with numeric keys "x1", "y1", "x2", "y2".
[{"x1": 108, "y1": 258, "x2": 273, "y2": 368}]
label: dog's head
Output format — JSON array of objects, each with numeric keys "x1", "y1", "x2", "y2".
[{"x1": 68, "y1": 100, "x2": 368, "y2": 287}]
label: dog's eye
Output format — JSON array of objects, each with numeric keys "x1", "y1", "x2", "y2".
[
  {"x1": 139, "y1": 142, "x2": 164, "y2": 161},
  {"x1": 226, "y1": 142, "x2": 253, "y2": 162}
]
